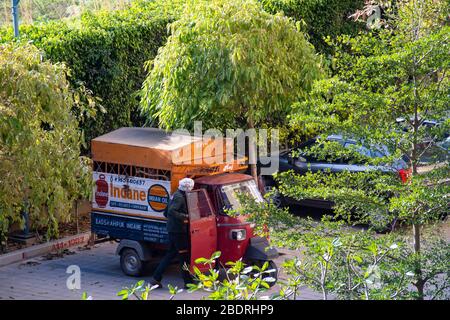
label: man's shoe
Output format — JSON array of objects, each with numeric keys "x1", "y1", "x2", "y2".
[{"x1": 150, "y1": 279, "x2": 163, "y2": 289}]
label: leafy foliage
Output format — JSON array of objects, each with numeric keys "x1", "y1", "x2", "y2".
[
  {"x1": 0, "y1": 43, "x2": 92, "y2": 242},
  {"x1": 279, "y1": 220, "x2": 408, "y2": 300},
  {"x1": 114, "y1": 251, "x2": 276, "y2": 300},
  {"x1": 286, "y1": 0, "x2": 449, "y2": 225},
  {"x1": 275, "y1": 0, "x2": 449, "y2": 299},
  {"x1": 116, "y1": 279, "x2": 181, "y2": 300},
  {"x1": 278, "y1": 220, "x2": 450, "y2": 300},
  {"x1": 0, "y1": 0, "x2": 183, "y2": 147},
  {"x1": 140, "y1": 0, "x2": 322, "y2": 131},
  {"x1": 240, "y1": 193, "x2": 449, "y2": 300},
  {"x1": 292, "y1": 1, "x2": 449, "y2": 164},
  {"x1": 187, "y1": 251, "x2": 276, "y2": 300}
]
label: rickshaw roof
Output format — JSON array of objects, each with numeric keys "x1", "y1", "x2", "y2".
[
  {"x1": 194, "y1": 173, "x2": 253, "y2": 186},
  {"x1": 92, "y1": 127, "x2": 202, "y2": 151},
  {"x1": 91, "y1": 127, "x2": 239, "y2": 174}
]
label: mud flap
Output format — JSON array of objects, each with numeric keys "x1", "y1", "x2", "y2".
[{"x1": 243, "y1": 237, "x2": 279, "y2": 261}]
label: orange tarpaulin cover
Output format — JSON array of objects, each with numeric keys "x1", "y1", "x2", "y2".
[{"x1": 91, "y1": 128, "x2": 247, "y2": 191}]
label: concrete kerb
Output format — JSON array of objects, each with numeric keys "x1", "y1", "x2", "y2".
[{"x1": 0, "y1": 231, "x2": 92, "y2": 267}]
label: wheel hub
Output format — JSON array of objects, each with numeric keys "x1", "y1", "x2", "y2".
[{"x1": 125, "y1": 255, "x2": 138, "y2": 271}]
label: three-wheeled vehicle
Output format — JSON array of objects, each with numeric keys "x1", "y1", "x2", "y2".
[{"x1": 90, "y1": 127, "x2": 278, "y2": 281}]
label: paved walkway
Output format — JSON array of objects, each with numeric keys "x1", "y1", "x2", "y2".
[
  {"x1": 0, "y1": 242, "x2": 321, "y2": 300},
  {"x1": 2, "y1": 217, "x2": 448, "y2": 300}
]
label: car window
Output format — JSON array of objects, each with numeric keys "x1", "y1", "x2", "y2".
[
  {"x1": 344, "y1": 142, "x2": 370, "y2": 155},
  {"x1": 298, "y1": 141, "x2": 340, "y2": 163},
  {"x1": 342, "y1": 142, "x2": 391, "y2": 164},
  {"x1": 341, "y1": 142, "x2": 370, "y2": 164}
]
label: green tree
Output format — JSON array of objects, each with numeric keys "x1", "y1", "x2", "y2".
[
  {"x1": 280, "y1": 0, "x2": 449, "y2": 299},
  {"x1": 140, "y1": 0, "x2": 322, "y2": 179},
  {"x1": 236, "y1": 191, "x2": 449, "y2": 300},
  {"x1": 0, "y1": 43, "x2": 92, "y2": 245},
  {"x1": 1, "y1": 0, "x2": 184, "y2": 150}
]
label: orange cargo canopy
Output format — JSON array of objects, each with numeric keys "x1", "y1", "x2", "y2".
[{"x1": 91, "y1": 127, "x2": 243, "y2": 171}]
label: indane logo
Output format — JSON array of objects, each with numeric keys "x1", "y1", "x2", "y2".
[{"x1": 147, "y1": 184, "x2": 170, "y2": 212}]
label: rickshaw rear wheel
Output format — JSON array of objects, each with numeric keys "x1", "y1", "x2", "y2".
[{"x1": 120, "y1": 248, "x2": 144, "y2": 276}]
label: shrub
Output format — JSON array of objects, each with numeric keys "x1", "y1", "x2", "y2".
[
  {"x1": 0, "y1": 43, "x2": 92, "y2": 243},
  {"x1": 0, "y1": 0, "x2": 183, "y2": 148}
]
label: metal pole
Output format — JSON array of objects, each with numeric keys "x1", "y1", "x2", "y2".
[{"x1": 12, "y1": 0, "x2": 20, "y2": 38}]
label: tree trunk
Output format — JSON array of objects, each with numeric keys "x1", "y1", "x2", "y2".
[
  {"x1": 411, "y1": 143, "x2": 424, "y2": 299},
  {"x1": 410, "y1": 87, "x2": 425, "y2": 299},
  {"x1": 413, "y1": 223, "x2": 421, "y2": 253},
  {"x1": 248, "y1": 118, "x2": 258, "y2": 183},
  {"x1": 413, "y1": 222, "x2": 425, "y2": 299},
  {"x1": 415, "y1": 277, "x2": 425, "y2": 300}
]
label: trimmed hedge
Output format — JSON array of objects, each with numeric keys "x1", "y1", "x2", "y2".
[
  {"x1": 259, "y1": 0, "x2": 365, "y2": 54},
  {"x1": 0, "y1": 1, "x2": 182, "y2": 148}
]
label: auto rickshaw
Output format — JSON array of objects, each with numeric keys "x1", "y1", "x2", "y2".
[{"x1": 90, "y1": 127, "x2": 278, "y2": 281}]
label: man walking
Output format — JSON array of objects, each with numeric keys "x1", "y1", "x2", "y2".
[{"x1": 151, "y1": 178, "x2": 195, "y2": 289}]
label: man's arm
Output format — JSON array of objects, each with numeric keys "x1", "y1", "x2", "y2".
[{"x1": 169, "y1": 194, "x2": 188, "y2": 221}]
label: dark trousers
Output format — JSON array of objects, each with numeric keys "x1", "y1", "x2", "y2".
[{"x1": 153, "y1": 232, "x2": 192, "y2": 284}]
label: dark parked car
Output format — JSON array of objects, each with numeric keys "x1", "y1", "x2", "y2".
[
  {"x1": 396, "y1": 117, "x2": 449, "y2": 145},
  {"x1": 437, "y1": 136, "x2": 450, "y2": 152},
  {"x1": 262, "y1": 135, "x2": 411, "y2": 209}
]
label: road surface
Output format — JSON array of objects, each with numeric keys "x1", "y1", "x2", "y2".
[{"x1": 0, "y1": 241, "x2": 321, "y2": 300}]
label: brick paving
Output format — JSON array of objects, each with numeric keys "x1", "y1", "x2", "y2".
[
  {"x1": 2, "y1": 217, "x2": 448, "y2": 300},
  {"x1": 0, "y1": 241, "x2": 322, "y2": 300}
]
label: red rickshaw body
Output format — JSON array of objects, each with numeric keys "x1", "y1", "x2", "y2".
[
  {"x1": 193, "y1": 173, "x2": 261, "y2": 265},
  {"x1": 215, "y1": 214, "x2": 255, "y2": 264}
]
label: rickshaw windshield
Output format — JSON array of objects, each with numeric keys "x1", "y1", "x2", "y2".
[{"x1": 220, "y1": 180, "x2": 264, "y2": 214}]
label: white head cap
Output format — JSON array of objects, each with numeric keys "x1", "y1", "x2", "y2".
[{"x1": 178, "y1": 178, "x2": 195, "y2": 192}]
